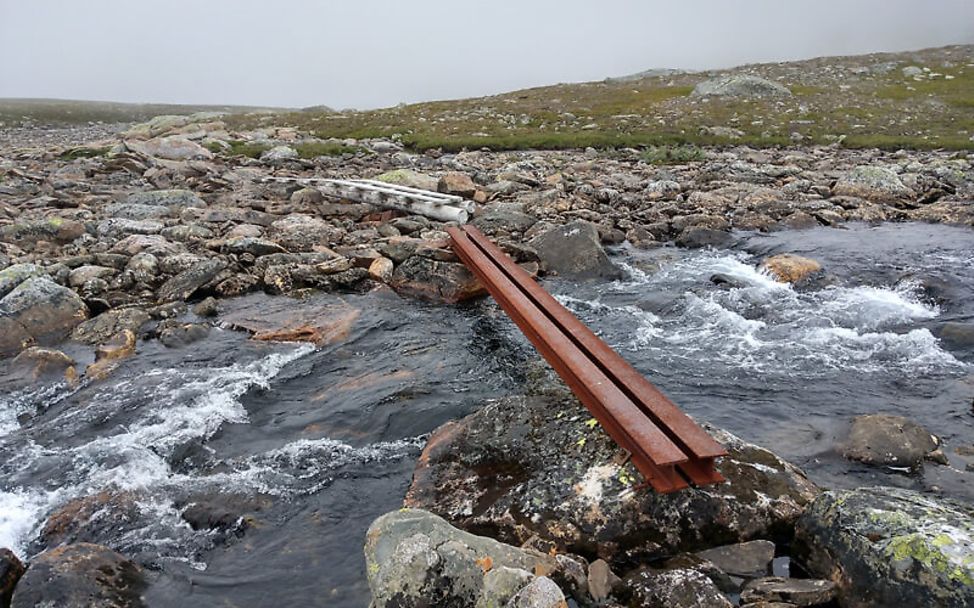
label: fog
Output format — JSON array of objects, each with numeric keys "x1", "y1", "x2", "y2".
[{"x1": 1, "y1": 0, "x2": 972, "y2": 109}]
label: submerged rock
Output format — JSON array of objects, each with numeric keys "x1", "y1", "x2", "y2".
[
  {"x1": 405, "y1": 392, "x2": 820, "y2": 571},
  {"x1": 795, "y1": 486, "x2": 974, "y2": 608},
  {"x1": 841, "y1": 414, "x2": 942, "y2": 470},
  {"x1": 530, "y1": 221, "x2": 622, "y2": 279},
  {"x1": 364, "y1": 509, "x2": 565, "y2": 608},
  {"x1": 11, "y1": 543, "x2": 145, "y2": 608}
]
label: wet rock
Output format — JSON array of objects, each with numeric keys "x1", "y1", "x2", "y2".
[
  {"x1": 0, "y1": 548, "x2": 25, "y2": 608},
  {"x1": 178, "y1": 492, "x2": 269, "y2": 533},
  {"x1": 841, "y1": 414, "x2": 941, "y2": 470},
  {"x1": 587, "y1": 558, "x2": 622, "y2": 602},
  {"x1": 695, "y1": 540, "x2": 775, "y2": 579},
  {"x1": 406, "y1": 393, "x2": 820, "y2": 570},
  {"x1": 193, "y1": 296, "x2": 219, "y2": 317},
  {"x1": 530, "y1": 221, "x2": 621, "y2": 279},
  {"x1": 11, "y1": 543, "x2": 145, "y2": 608},
  {"x1": 156, "y1": 258, "x2": 226, "y2": 302},
  {"x1": 0, "y1": 264, "x2": 44, "y2": 299},
  {"x1": 71, "y1": 308, "x2": 151, "y2": 345},
  {"x1": 692, "y1": 75, "x2": 792, "y2": 98},
  {"x1": 0, "y1": 218, "x2": 86, "y2": 248},
  {"x1": 158, "y1": 321, "x2": 209, "y2": 348},
  {"x1": 126, "y1": 135, "x2": 213, "y2": 160},
  {"x1": 621, "y1": 568, "x2": 733, "y2": 608},
  {"x1": 795, "y1": 486, "x2": 974, "y2": 608},
  {"x1": 833, "y1": 166, "x2": 915, "y2": 206},
  {"x1": 374, "y1": 168, "x2": 439, "y2": 191},
  {"x1": 389, "y1": 256, "x2": 486, "y2": 303},
  {"x1": 477, "y1": 567, "x2": 535, "y2": 608},
  {"x1": 760, "y1": 254, "x2": 822, "y2": 284},
  {"x1": 438, "y1": 172, "x2": 477, "y2": 198},
  {"x1": 364, "y1": 509, "x2": 564, "y2": 608},
  {"x1": 0, "y1": 277, "x2": 88, "y2": 354},
  {"x1": 222, "y1": 292, "x2": 360, "y2": 346},
  {"x1": 87, "y1": 329, "x2": 137, "y2": 379},
  {"x1": 675, "y1": 226, "x2": 734, "y2": 249},
  {"x1": 39, "y1": 492, "x2": 142, "y2": 548},
  {"x1": 739, "y1": 577, "x2": 836, "y2": 607},
  {"x1": 937, "y1": 322, "x2": 974, "y2": 350},
  {"x1": 12, "y1": 347, "x2": 77, "y2": 382}
]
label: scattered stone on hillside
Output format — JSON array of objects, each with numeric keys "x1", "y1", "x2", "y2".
[
  {"x1": 261, "y1": 145, "x2": 298, "y2": 162},
  {"x1": 268, "y1": 214, "x2": 342, "y2": 252},
  {"x1": 0, "y1": 277, "x2": 88, "y2": 354},
  {"x1": 760, "y1": 254, "x2": 822, "y2": 284},
  {"x1": 795, "y1": 486, "x2": 974, "y2": 608},
  {"x1": 438, "y1": 172, "x2": 477, "y2": 198},
  {"x1": 695, "y1": 540, "x2": 775, "y2": 579},
  {"x1": 405, "y1": 391, "x2": 820, "y2": 571},
  {"x1": 530, "y1": 220, "x2": 622, "y2": 279},
  {"x1": 841, "y1": 414, "x2": 943, "y2": 469},
  {"x1": 621, "y1": 568, "x2": 733, "y2": 608},
  {"x1": 739, "y1": 577, "x2": 836, "y2": 607},
  {"x1": 10, "y1": 543, "x2": 145, "y2": 608},
  {"x1": 833, "y1": 166, "x2": 915, "y2": 206},
  {"x1": 0, "y1": 549, "x2": 25, "y2": 608},
  {"x1": 124, "y1": 189, "x2": 206, "y2": 209},
  {"x1": 692, "y1": 75, "x2": 792, "y2": 98},
  {"x1": 364, "y1": 509, "x2": 566, "y2": 608},
  {"x1": 126, "y1": 136, "x2": 213, "y2": 161},
  {"x1": 0, "y1": 218, "x2": 86, "y2": 248},
  {"x1": 0, "y1": 263, "x2": 44, "y2": 298}
]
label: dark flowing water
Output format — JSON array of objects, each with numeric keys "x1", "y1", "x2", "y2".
[{"x1": 1, "y1": 223, "x2": 973, "y2": 607}]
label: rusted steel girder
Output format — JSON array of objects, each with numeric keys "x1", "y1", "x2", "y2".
[{"x1": 448, "y1": 225, "x2": 726, "y2": 493}]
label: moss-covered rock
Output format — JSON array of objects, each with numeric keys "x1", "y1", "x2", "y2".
[{"x1": 795, "y1": 486, "x2": 974, "y2": 608}]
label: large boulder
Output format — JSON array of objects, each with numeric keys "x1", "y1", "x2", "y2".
[
  {"x1": 691, "y1": 75, "x2": 792, "y2": 98},
  {"x1": 832, "y1": 166, "x2": 915, "y2": 206},
  {"x1": 389, "y1": 256, "x2": 486, "y2": 303},
  {"x1": 622, "y1": 568, "x2": 733, "y2": 608},
  {"x1": 268, "y1": 214, "x2": 343, "y2": 252},
  {"x1": 11, "y1": 543, "x2": 145, "y2": 608},
  {"x1": 374, "y1": 169, "x2": 439, "y2": 191},
  {"x1": 71, "y1": 308, "x2": 151, "y2": 345},
  {"x1": 529, "y1": 221, "x2": 622, "y2": 280},
  {"x1": 126, "y1": 136, "x2": 213, "y2": 161},
  {"x1": 1, "y1": 549, "x2": 25, "y2": 608},
  {"x1": 406, "y1": 390, "x2": 820, "y2": 571},
  {"x1": 795, "y1": 486, "x2": 974, "y2": 608},
  {"x1": 841, "y1": 414, "x2": 942, "y2": 470},
  {"x1": 0, "y1": 264, "x2": 44, "y2": 299},
  {"x1": 0, "y1": 277, "x2": 89, "y2": 355},
  {"x1": 364, "y1": 509, "x2": 565, "y2": 608}
]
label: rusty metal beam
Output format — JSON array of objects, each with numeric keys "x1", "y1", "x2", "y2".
[{"x1": 448, "y1": 225, "x2": 726, "y2": 492}]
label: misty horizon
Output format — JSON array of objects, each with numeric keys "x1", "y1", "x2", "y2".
[{"x1": 2, "y1": 0, "x2": 973, "y2": 111}]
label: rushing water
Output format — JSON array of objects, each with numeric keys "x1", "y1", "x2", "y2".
[{"x1": 1, "y1": 223, "x2": 973, "y2": 606}]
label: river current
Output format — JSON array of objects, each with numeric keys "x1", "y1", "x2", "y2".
[{"x1": 1, "y1": 223, "x2": 972, "y2": 606}]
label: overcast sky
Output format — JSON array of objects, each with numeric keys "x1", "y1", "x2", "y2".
[{"x1": 2, "y1": 1, "x2": 972, "y2": 110}]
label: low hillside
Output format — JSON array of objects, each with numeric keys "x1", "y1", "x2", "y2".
[
  {"x1": 229, "y1": 45, "x2": 974, "y2": 151},
  {"x1": 0, "y1": 98, "x2": 285, "y2": 127}
]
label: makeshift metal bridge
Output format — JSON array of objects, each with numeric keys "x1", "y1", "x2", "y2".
[{"x1": 448, "y1": 225, "x2": 727, "y2": 493}]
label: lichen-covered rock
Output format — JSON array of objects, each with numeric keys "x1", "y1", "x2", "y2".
[
  {"x1": 0, "y1": 277, "x2": 89, "y2": 355},
  {"x1": 0, "y1": 263, "x2": 44, "y2": 299},
  {"x1": 374, "y1": 169, "x2": 439, "y2": 191},
  {"x1": 841, "y1": 414, "x2": 942, "y2": 470},
  {"x1": 406, "y1": 392, "x2": 820, "y2": 571},
  {"x1": 364, "y1": 509, "x2": 564, "y2": 608},
  {"x1": 505, "y1": 576, "x2": 567, "y2": 608},
  {"x1": 795, "y1": 486, "x2": 974, "y2": 608},
  {"x1": 0, "y1": 218, "x2": 86, "y2": 248},
  {"x1": 11, "y1": 543, "x2": 145, "y2": 608},
  {"x1": 833, "y1": 166, "x2": 915, "y2": 206},
  {"x1": 621, "y1": 567, "x2": 733, "y2": 608},
  {"x1": 389, "y1": 255, "x2": 486, "y2": 303},
  {"x1": 692, "y1": 75, "x2": 792, "y2": 98},
  {"x1": 126, "y1": 136, "x2": 213, "y2": 161},
  {"x1": 760, "y1": 254, "x2": 822, "y2": 284},
  {"x1": 529, "y1": 221, "x2": 622, "y2": 280},
  {"x1": 268, "y1": 214, "x2": 342, "y2": 252},
  {"x1": 123, "y1": 189, "x2": 206, "y2": 210}
]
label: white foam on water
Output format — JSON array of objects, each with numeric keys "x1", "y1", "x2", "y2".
[{"x1": 0, "y1": 489, "x2": 48, "y2": 558}]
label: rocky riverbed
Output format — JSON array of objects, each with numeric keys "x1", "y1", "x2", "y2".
[{"x1": 1, "y1": 116, "x2": 973, "y2": 607}]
